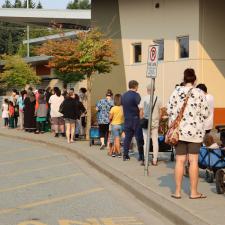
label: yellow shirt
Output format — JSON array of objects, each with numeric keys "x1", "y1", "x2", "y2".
[{"x1": 110, "y1": 106, "x2": 124, "y2": 125}]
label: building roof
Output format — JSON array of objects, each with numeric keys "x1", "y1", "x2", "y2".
[
  {"x1": 0, "y1": 8, "x2": 91, "y2": 28},
  {"x1": 23, "y1": 31, "x2": 80, "y2": 45}
]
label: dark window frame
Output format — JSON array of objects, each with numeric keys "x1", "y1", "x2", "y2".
[
  {"x1": 132, "y1": 43, "x2": 142, "y2": 63},
  {"x1": 153, "y1": 39, "x2": 164, "y2": 61},
  {"x1": 177, "y1": 36, "x2": 189, "y2": 59}
]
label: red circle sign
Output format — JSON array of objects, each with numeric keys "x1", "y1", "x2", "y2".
[{"x1": 150, "y1": 47, "x2": 156, "y2": 61}]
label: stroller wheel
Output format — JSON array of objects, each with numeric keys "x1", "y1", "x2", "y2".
[
  {"x1": 215, "y1": 169, "x2": 225, "y2": 194},
  {"x1": 205, "y1": 170, "x2": 214, "y2": 183}
]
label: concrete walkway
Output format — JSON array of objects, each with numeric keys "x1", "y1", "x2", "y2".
[{"x1": 0, "y1": 128, "x2": 224, "y2": 225}]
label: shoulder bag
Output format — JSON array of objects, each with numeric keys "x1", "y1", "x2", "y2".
[{"x1": 165, "y1": 89, "x2": 192, "y2": 146}]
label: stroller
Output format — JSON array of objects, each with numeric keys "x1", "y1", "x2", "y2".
[{"x1": 198, "y1": 125, "x2": 225, "y2": 194}]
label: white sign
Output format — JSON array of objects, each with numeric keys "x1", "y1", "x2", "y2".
[{"x1": 146, "y1": 45, "x2": 159, "y2": 78}]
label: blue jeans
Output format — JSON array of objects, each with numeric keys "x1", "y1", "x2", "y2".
[
  {"x1": 111, "y1": 124, "x2": 124, "y2": 137},
  {"x1": 123, "y1": 118, "x2": 144, "y2": 156}
]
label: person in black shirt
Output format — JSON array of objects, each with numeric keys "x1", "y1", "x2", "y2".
[{"x1": 121, "y1": 80, "x2": 144, "y2": 161}]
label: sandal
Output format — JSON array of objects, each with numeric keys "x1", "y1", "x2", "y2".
[
  {"x1": 171, "y1": 194, "x2": 181, "y2": 199},
  {"x1": 189, "y1": 194, "x2": 207, "y2": 199}
]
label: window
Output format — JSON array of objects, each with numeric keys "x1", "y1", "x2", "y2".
[
  {"x1": 177, "y1": 36, "x2": 189, "y2": 58},
  {"x1": 133, "y1": 43, "x2": 142, "y2": 63},
  {"x1": 153, "y1": 39, "x2": 164, "y2": 60}
]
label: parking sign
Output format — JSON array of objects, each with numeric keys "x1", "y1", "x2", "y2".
[{"x1": 146, "y1": 45, "x2": 159, "y2": 78}]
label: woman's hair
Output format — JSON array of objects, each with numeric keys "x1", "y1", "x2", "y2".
[
  {"x1": 196, "y1": 83, "x2": 207, "y2": 93},
  {"x1": 106, "y1": 89, "x2": 113, "y2": 97},
  {"x1": 4, "y1": 98, "x2": 8, "y2": 104},
  {"x1": 183, "y1": 68, "x2": 196, "y2": 84},
  {"x1": 53, "y1": 87, "x2": 61, "y2": 97},
  {"x1": 80, "y1": 87, "x2": 87, "y2": 94},
  {"x1": 38, "y1": 93, "x2": 45, "y2": 103},
  {"x1": 8, "y1": 101, "x2": 13, "y2": 106},
  {"x1": 20, "y1": 90, "x2": 27, "y2": 99},
  {"x1": 114, "y1": 94, "x2": 122, "y2": 106}
]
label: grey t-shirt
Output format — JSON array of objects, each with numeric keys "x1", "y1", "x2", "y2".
[{"x1": 139, "y1": 95, "x2": 162, "y2": 128}]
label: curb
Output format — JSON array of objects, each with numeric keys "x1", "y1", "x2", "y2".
[{"x1": 0, "y1": 132, "x2": 210, "y2": 225}]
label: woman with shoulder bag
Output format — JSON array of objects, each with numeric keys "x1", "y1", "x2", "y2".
[{"x1": 167, "y1": 68, "x2": 209, "y2": 199}]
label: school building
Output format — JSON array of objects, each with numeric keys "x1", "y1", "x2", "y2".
[
  {"x1": 91, "y1": 0, "x2": 225, "y2": 125},
  {"x1": 0, "y1": 0, "x2": 225, "y2": 125}
]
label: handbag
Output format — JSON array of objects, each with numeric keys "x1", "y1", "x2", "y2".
[
  {"x1": 165, "y1": 89, "x2": 192, "y2": 146},
  {"x1": 140, "y1": 96, "x2": 158, "y2": 129}
]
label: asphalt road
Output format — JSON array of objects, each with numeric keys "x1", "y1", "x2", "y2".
[{"x1": 0, "y1": 136, "x2": 173, "y2": 225}]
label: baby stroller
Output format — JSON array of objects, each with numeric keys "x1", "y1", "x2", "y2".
[
  {"x1": 89, "y1": 126, "x2": 100, "y2": 146},
  {"x1": 149, "y1": 135, "x2": 175, "y2": 161},
  {"x1": 198, "y1": 125, "x2": 225, "y2": 194}
]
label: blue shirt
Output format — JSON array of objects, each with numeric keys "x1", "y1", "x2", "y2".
[
  {"x1": 122, "y1": 90, "x2": 141, "y2": 120},
  {"x1": 96, "y1": 98, "x2": 114, "y2": 124},
  {"x1": 17, "y1": 96, "x2": 24, "y2": 110}
]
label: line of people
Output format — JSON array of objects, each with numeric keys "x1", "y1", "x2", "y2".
[{"x1": 1, "y1": 87, "x2": 87, "y2": 143}]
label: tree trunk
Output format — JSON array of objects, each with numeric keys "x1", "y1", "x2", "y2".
[{"x1": 86, "y1": 75, "x2": 92, "y2": 140}]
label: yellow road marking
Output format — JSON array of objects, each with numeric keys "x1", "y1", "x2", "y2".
[
  {"x1": 0, "y1": 187, "x2": 104, "y2": 215},
  {"x1": 0, "y1": 162, "x2": 72, "y2": 178},
  {"x1": 0, "y1": 153, "x2": 63, "y2": 166},
  {"x1": 0, "y1": 173, "x2": 83, "y2": 193}
]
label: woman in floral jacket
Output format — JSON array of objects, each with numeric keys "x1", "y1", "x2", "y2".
[{"x1": 167, "y1": 68, "x2": 209, "y2": 199}]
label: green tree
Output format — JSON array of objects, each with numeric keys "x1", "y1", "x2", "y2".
[
  {"x1": 37, "y1": 29, "x2": 117, "y2": 139},
  {"x1": 2, "y1": 0, "x2": 12, "y2": 8},
  {"x1": 7, "y1": 33, "x2": 14, "y2": 55},
  {"x1": 67, "y1": 0, "x2": 91, "y2": 9},
  {"x1": 14, "y1": 0, "x2": 22, "y2": 8},
  {"x1": 36, "y1": 1, "x2": 42, "y2": 9},
  {"x1": 0, "y1": 55, "x2": 40, "y2": 89},
  {"x1": 23, "y1": 0, "x2": 35, "y2": 8}
]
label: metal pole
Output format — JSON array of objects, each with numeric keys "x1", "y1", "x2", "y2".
[
  {"x1": 144, "y1": 78, "x2": 155, "y2": 176},
  {"x1": 26, "y1": 0, "x2": 30, "y2": 58}
]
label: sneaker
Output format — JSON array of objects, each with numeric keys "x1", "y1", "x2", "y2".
[
  {"x1": 123, "y1": 155, "x2": 130, "y2": 161},
  {"x1": 100, "y1": 145, "x2": 105, "y2": 150},
  {"x1": 117, "y1": 153, "x2": 122, "y2": 158},
  {"x1": 61, "y1": 133, "x2": 66, "y2": 137},
  {"x1": 140, "y1": 161, "x2": 145, "y2": 166},
  {"x1": 112, "y1": 153, "x2": 116, "y2": 157},
  {"x1": 54, "y1": 133, "x2": 59, "y2": 137}
]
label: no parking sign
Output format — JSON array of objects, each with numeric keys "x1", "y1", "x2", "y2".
[{"x1": 146, "y1": 45, "x2": 159, "y2": 78}]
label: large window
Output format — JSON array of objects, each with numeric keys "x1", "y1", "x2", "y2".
[
  {"x1": 132, "y1": 43, "x2": 142, "y2": 63},
  {"x1": 177, "y1": 36, "x2": 189, "y2": 58},
  {"x1": 153, "y1": 39, "x2": 164, "y2": 60}
]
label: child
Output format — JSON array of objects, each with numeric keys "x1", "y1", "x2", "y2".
[
  {"x1": 8, "y1": 101, "x2": 15, "y2": 128},
  {"x1": 203, "y1": 133, "x2": 221, "y2": 149},
  {"x1": 35, "y1": 93, "x2": 48, "y2": 134},
  {"x1": 2, "y1": 99, "x2": 9, "y2": 128},
  {"x1": 109, "y1": 94, "x2": 124, "y2": 157}
]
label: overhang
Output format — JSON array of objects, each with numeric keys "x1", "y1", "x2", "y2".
[{"x1": 0, "y1": 8, "x2": 91, "y2": 28}]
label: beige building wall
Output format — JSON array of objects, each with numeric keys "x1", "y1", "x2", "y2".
[{"x1": 118, "y1": 0, "x2": 201, "y2": 105}]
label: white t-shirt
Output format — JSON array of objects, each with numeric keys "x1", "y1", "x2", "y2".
[
  {"x1": 2, "y1": 103, "x2": 9, "y2": 118},
  {"x1": 49, "y1": 94, "x2": 64, "y2": 118},
  {"x1": 204, "y1": 94, "x2": 214, "y2": 130},
  {"x1": 139, "y1": 95, "x2": 162, "y2": 128}
]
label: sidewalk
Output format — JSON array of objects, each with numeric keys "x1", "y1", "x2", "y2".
[{"x1": 0, "y1": 128, "x2": 224, "y2": 225}]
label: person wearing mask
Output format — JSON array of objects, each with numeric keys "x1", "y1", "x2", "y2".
[
  {"x1": 24, "y1": 90, "x2": 36, "y2": 132},
  {"x1": 49, "y1": 87, "x2": 65, "y2": 137},
  {"x1": 17, "y1": 90, "x2": 27, "y2": 130},
  {"x1": 35, "y1": 93, "x2": 48, "y2": 134},
  {"x1": 167, "y1": 68, "x2": 209, "y2": 199},
  {"x1": 139, "y1": 84, "x2": 162, "y2": 166},
  {"x1": 60, "y1": 92, "x2": 80, "y2": 143},
  {"x1": 121, "y1": 80, "x2": 144, "y2": 161},
  {"x1": 96, "y1": 89, "x2": 114, "y2": 150},
  {"x1": 196, "y1": 84, "x2": 214, "y2": 134}
]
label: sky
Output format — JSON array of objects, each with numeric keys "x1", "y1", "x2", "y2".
[{"x1": 0, "y1": 0, "x2": 71, "y2": 9}]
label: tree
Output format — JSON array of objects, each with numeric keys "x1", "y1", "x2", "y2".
[
  {"x1": 0, "y1": 55, "x2": 40, "y2": 89},
  {"x1": 2, "y1": 0, "x2": 12, "y2": 8},
  {"x1": 67, "y1": 0, "x2": 91, "y2": 9},
  {"x1": 37, "y1": 29, "x2": 117, "y2": 139},
  {"x1": 23, "y1": 0, "x2": 35, "y2": 8},
  {"x1": 36, "y1": 1, "x2": 42, "y2": 9},
  {"x1": 7, "y1": 33, "x2": 14, "y2": 55},
  {"x1": 14, "y1": 0, "x2": 22, "y2": 8}
]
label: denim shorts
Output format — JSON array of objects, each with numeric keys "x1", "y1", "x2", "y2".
[{"x1": 111, "y1": 124, "x2": 124, "y2": 137}]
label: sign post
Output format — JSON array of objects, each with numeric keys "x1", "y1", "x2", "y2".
[{"x1": 144, "y1": 45, "x2": 159, "y2": 176}]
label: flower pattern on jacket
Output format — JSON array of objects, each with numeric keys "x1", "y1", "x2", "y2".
[
  {"x1": 96, "y1": 98, "x2": 114, "y2": 124},
  {"x1": 167, "y1": 86, "x2": 209, "y2": 143}
]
